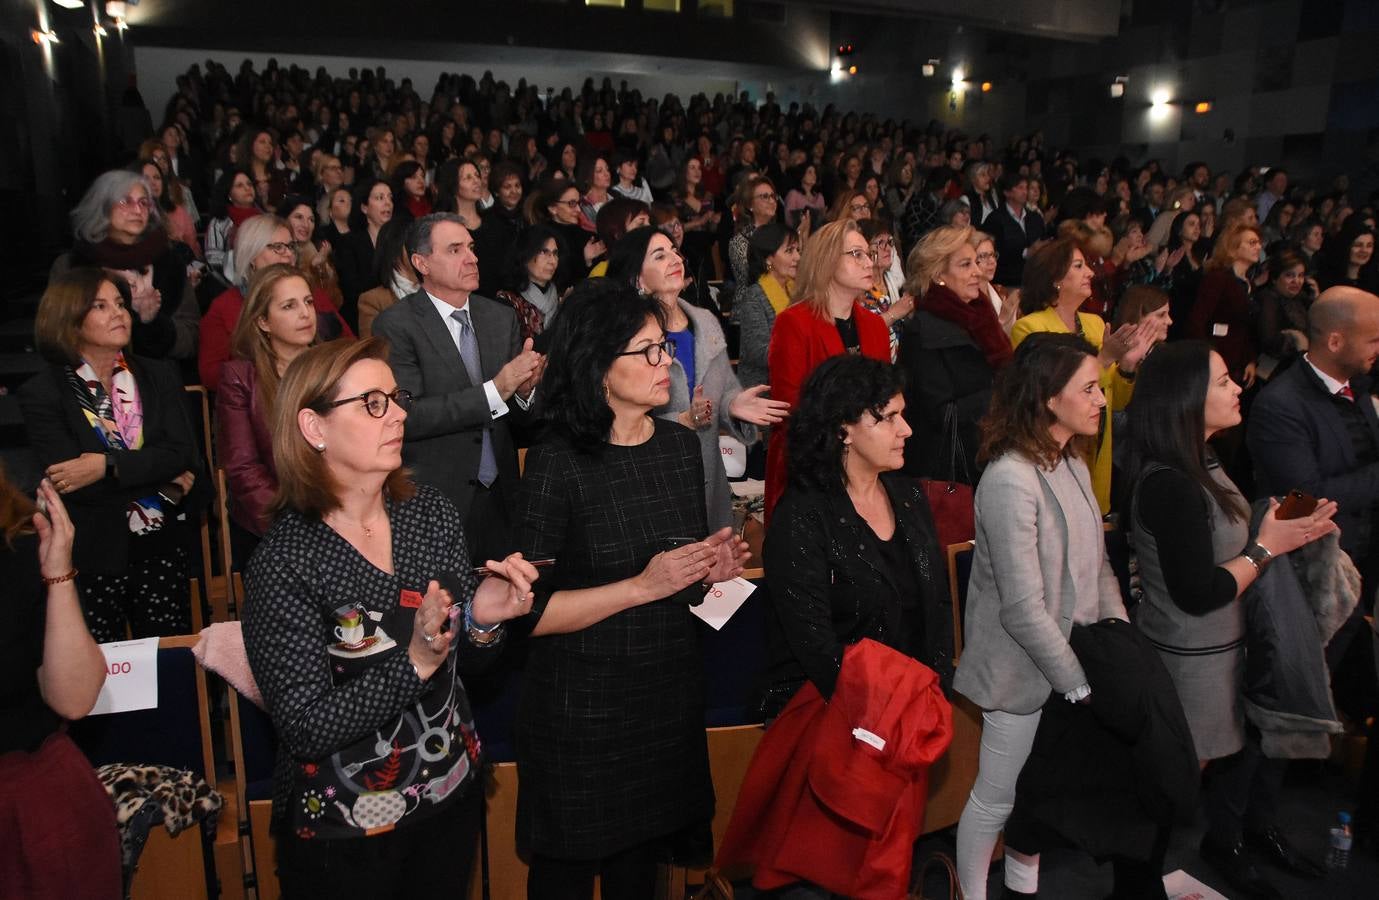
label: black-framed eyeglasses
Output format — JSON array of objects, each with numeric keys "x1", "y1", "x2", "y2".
[
  {"x1": 615, "y1": 340, "x2": 677, "y2": 366},
  {"x1": 264, "y1": 241, "x2": 296, "y2": 255},
  {"x1": 316, "y1": 388, "x2": 413, "y2": 418}
]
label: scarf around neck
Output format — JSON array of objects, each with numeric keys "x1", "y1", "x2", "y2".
[
  {"x1": 74, "y1": 227, "x2": 170, "y2": 271},
  {"x1": 919, "y1": 283, "x2": 1014, "y2": 370},
  {"x1": 758, "y1": 273, "x2": 793, "y2": 315}
]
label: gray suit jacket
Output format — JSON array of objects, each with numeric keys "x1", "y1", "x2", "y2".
[
  {"x1": 372, "y1": 290, "x2": 524, "y2": 518},
  {"x1": 953, "y1": 451, "x2": 1128, "y2": 714}
]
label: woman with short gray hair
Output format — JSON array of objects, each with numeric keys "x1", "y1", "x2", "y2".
[{"x1": 49, "y1": 169, "x2": 199, "y2": 361}]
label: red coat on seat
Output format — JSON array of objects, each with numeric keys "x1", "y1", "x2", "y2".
[{"x1": 717, "y1": 639, "x2": 953, "y2": 899}]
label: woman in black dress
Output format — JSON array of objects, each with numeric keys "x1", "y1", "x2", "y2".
[{"x1": 514, "y1": 278, "x2": 749, "y2": 898}]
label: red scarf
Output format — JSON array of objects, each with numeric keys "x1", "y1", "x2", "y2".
[
  {"x1": 919, "y1": 283, "x2": 1013, "y2": 370},
  {"x1": 227, "y1": 205, "x2": 261, "y2": 228},
  {"x1": 73, "y1": 226, "x2": 170, "y2": 271}
]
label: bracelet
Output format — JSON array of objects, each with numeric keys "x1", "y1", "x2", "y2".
[
  {"x1": 42, "y1": 569, "x2": 78, "y2": 586},
  {"x1": 464, "y1": 604, "x2": 503, "y2": 645},
  {"x1": 411, "y1": 660, "x2": 426, "y2": 682}
]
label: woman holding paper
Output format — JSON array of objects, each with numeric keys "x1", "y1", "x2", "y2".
[
  {"x1": 761, "y1": 354, "x2": 953, "y2": 721},
  {"x1": 513, "y1": 278, "x2": 749, "y2": 898},
  {"x1": 0, "y1": 470, "x2": 120, "y2": 898}
]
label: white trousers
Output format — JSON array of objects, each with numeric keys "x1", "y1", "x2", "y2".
[{"x1": 955, "y1": 708, "x2": 1043, "y2": 900}]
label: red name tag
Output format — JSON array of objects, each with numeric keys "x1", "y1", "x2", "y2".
[{"x1": 399, "y1": 589, "x2": 423, "y2": 609}]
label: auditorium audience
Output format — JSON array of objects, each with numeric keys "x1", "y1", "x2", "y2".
[
  {"x1": 21, "y1": 268, "x2": 208, "y2": 643},
  {"x1": 955, "y1": 333, "x2": 1128, "y2": 900},
  {"x1": 899, "y1": 225, "x2": 1009, "y2": 483},
  {"x1": 373, "y1": 213, "x2": 542, "y2": 562},
  {"x1": 52, "y1": 170, "x2": 200, "y2": 362},
  {"x1": 512, "y1": 279, "x2": 748, "y2": 897},
  {"x1": 215, "y1": 264, "x2": 318, "y2": 543},
  {"x1": 607, "y1": 227, "x2": 786, "y2": 530},
  {"x1": 765, "y1": 220, "x2": 890, "y2": 521},
  {"x1": 1129, "y1": 341, "x2": 1337, "y2": 896},
  {"x1": 242, "y1": 337, "x2": 536, "y2": 899}
]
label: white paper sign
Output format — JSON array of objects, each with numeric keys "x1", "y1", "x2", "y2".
[
  {"x1": 690, "y1": 577, "x2": 756, "y2": 630},
  {"x1": 89, "y1": 637, "x2": 160, "y2": 716},
  {"x1": 1162, "y1": 870, "x2": 1228, "y2": 900}
]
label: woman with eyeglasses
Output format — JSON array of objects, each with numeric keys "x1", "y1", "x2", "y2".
[
  {"x1": 199, "y1": 215, "x2": 353, "y2": 392},
  {"x1": 243, "y1": 337, "x2": 537, "y2": 900},
  {"x1": 50, "y1": 169, "x2": 201, "y2": 363},
  {"x1": 513, "y1": 279, "x2": 749, "y2": 898},
  {"x1": 974, "y1": 234, "x2": 1019, "y2": 334},
  {"x1": 728, "y1": 174, "x2": 780, "y2": 288},
  {"x1": 495, "y1": 225, "x2": 564, "y2": 341},
  {"x1": 858, "y1": 219, "x2": 914, "y2": 361},
  {"x1": 826, "y1": 188, "x2": 873, "y2": 226},
  {"x1": 765, "y1": 220, "x2": 892, "y2": 522},
  {"x1": 608, "y1": 227, "x2": 788, "y2": 530},
  {"x1": 532, "y1": 180, "x2": 605, "y2": 292}
]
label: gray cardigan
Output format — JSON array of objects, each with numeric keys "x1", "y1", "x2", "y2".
[
  {"x1": 655, "y1": 299, "x2": 758, "y2": 531},
  {"x1": 953, "y1": 451, "x2": 1127, "y2": 714},
  {"x1": 732, "y1": 281, "x2": 775, "y2": 390}
]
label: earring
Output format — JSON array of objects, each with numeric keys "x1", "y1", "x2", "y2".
[
  {"x1": 1054, "y1": 282, "x2": 1062, "y2": 291},
  {"x1": 603, "y1": 381, "x2": 611, "y2": 402},
  {"x1": 316, "y1": 443, "x2": 326, "y2": 451},
  {"x1": 766, "y1": 261, "x2": 773, "y2": 272},
  {"x1": 937, "y1": 279, "x2": 946, "y2": 286}
]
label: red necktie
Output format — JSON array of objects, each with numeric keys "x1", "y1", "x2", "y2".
[{"x1": 1338, "y1": 385, "x2": 1355, "y2": 402}]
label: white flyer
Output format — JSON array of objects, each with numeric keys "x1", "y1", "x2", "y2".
[
  {"x1": 89, "y1": 636, "x2": 160, "y2": 715},
  {"x1": 1162, "y1": 870, "x2": 1228, "y2": 900},
  {"x1": 689, "y1": 577, "x2": 756, "y2": 630}
]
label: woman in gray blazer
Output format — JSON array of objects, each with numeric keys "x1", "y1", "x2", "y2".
[
  {"x1": 953, "y1": 334, "x2": 1129, "y2": 900},
  {"x1": 732, "y1": 223, "x2": 801, "y2": 389},
  {"x1": 607, "y1": 227, "x2": 789, "y2": 529}
]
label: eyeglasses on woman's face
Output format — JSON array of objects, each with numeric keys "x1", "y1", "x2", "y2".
[
  {"x1": 976, "y1": 250, "x2": 999, "y2": 264},
  {"x1": 116, "y1": 195, "x2": 153, "y2": 210},
  {"x1": 615, "y1": 340, "x2": 677, "y2": 366},
  {"x1": 263, "y1": 241, "x2": 295, "y2": 256},
  {"x1": 553, "y1": 198, "x2": 580, "y2": 208},
  {"x1": 841, "y1": 248, "x2": 871, "y2": 264},
  {"x1": 318, "y1": 387, "x2": 414, "y2": 418}
]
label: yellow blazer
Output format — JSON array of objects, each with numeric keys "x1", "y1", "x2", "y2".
[{"x1": 1010, "y1": 308, "x2": 1135, "y2": 514}]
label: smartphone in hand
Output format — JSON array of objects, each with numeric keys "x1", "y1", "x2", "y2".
[{"x1": 1276, "y1": 489, "x2": 1318, "y2": 520}]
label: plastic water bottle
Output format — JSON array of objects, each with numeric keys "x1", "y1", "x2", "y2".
[{"x1": 1326, "y1": 811, "x2": 1353, "y2": 871}]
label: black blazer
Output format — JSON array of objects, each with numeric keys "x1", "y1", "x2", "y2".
[
  {"x1": 898, "y1": 310, "x2": 993, "y2": 484},
  {"x1": 761, "y1": 473, "x2": 955, "y2": 718},
  {"x1": 18, "y1": 356, "x2": 209, "y2": 575},
  {"x1": 371, "y1": 290, "x2": 526, "y2": 520},
  {"x1": 982, "y1": 204, "x2": 1046, "y2": 287},
  {"x1": 1247, "y1": 360, "x2": 1379, "y2": 559}
]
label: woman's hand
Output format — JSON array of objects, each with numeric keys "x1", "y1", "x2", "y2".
[
  {"x1": 1242, "y1": 361, "x2": 1258, "y2": 389},
  {"x1": 1256, "y1": 497, "x2": 1340, "y2": 557},
  {"x1": 636, "y1": 540, "x2": 718, "y2": 601},
  {"x1": 681, "y1": 385, "x2": 714, "y2": 430},
  {"x1": 887, "y1": 292, "x2": 916, "y2": 324},
  {"x1": 407, "y1": 579, "x2": 457, "y2": 680},
  {"x1": 703, "y1": 526, "x2": 750, "y2": 584},
  {"x1": 1118, "y1": 321, "x2": 1158, "y2": 373},
  {"x1": 123, "y1": 267, "x2": 162, "y2": 324},
  {"x1": 1098, "y1": 322, "x2": 1140, "y2": 368},
  {"x1": 583, "y1": 238, "x2": 606, "y2": 265},
  {"x1": 470, "y1": 553, "x2": 538, "y2": 627},
  {"x1": 33, "y1": 479, "x2": 75, "y2": 580},
  {"x1": 727, "y1": 384, "x2": 789, "y2": 426},
  {"x1": 46, "y1": 453, "x2": 107, "y2": 494},
  {"x1": 798, "y1": 209, "x2": 812, "y2": 242}
]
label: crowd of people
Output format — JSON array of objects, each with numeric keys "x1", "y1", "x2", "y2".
[{"x1": 5, "y1": 54, "x2": 1379, "y2": 900}]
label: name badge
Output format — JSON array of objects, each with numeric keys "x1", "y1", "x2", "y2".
[{"x1": 399, "y1": 589, "x2": 424, "y2": 609}]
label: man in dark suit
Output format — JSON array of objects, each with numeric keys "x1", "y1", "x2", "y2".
[
  {"x1": 981, "y1": 172, "x2": 1045, "y2": 288},
  {"x1": 1247, "y1": 285, "x2": 1379, "y2": 847},
  {"x1": 372, "y1": 213, "x2": 542, "y2": 562}
]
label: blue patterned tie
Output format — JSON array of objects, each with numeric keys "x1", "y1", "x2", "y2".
[{"x1": 450, "y1": 308, "x2": 498, "y2": 487}]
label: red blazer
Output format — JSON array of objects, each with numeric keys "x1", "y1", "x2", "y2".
[
  {"x1": 1188, "y1": 268, "x2": 1256, "y2": 380},
  {"x1": 198, "y1": 285, "x2": 355, "y2": 391},
  {"x1": 214, "y1": 360, "x2": 277, "y2": 536},
  {"x1": 717, "y1": 639, "x2": 953, "y2": 899},
  {"x1": 765, "y1": 301, "x2": 891, "y2": 522}
]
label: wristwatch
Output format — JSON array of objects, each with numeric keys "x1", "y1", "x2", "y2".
[
  {"x1": 1241, "y1": 542, "x2": 1274, "y2": 571},
  {"x1": 105, "y1": 451, "x2": 117, "y2": 481}
]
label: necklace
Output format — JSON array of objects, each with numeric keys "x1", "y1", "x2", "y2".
[{"x1": 330, "y1": 508, "x2": 385, "y2": 538}]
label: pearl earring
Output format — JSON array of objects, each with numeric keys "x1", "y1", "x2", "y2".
[{"x1": 316, "y1": 443, "x2": 326, "y2": 451}]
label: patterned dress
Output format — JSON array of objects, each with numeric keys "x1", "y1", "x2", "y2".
[
  {"x1": 243, "y1": 485, "x2": 499, "y2": 841},
  {"x1": 513, "y1": 419, "x2": 714, "y2": 860}
]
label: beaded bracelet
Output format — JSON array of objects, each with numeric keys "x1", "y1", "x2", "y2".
[{"x1": 42, "y1": 569, "x2": 78, "y2": 586}]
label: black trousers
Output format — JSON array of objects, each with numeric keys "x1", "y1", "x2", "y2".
[
  {"x1": 526, "y1": 841, "x2": 659, "y2": 900},
  {"x1": 1202, "y1": 725, "x2": 1285, "y2": 848},
  {"x1": 276, "y1": 784, "x2": 481, "y2": 900}
]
